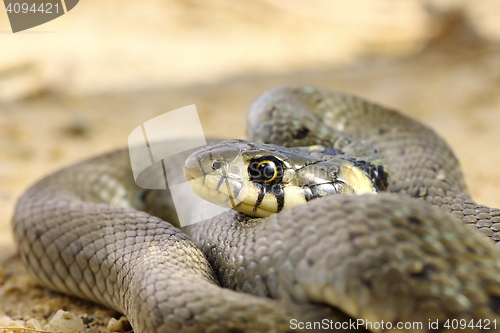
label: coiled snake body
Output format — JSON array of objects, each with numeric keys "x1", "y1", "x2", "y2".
[{"x1": 12, "y1": 86, "x2": 500, "y2": 332}]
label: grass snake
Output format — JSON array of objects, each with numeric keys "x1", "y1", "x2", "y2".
[{"x1": 12, "y1": 86, "x2": 500, "y2": 332}]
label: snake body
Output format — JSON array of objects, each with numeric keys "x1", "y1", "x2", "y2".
[{"x1": 12, "y1": 86, "x2": 500, "y2": 332}]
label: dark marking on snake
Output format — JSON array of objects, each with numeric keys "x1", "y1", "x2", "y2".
[
  {"x1": 489, "y1": 295, "x2": 500, "y2": 315},
  {"x1": 292, "y1": 126, "x2": 310, "y2": 140},
  {"x1": 253, "y1": 184, "x2": 265, "y2": 212},
  {"x1": 302, "y1": 187, "x2": 314, "y2": 201},
  {"x1": 408, "y1": 216, "x2": 423, "y2": 225},
  {"x1": 35, "y1": 229, "x2": 42, "y2": 240},
  {"x1": 183, "y1": 311, "x2": 196, "y2": 327},
  {"x1": 231, "y1": 181, "x2": 243, "y2": 200},
  {"x1": 196, "y1": 154, "x2": 206, "y2": 184},
  {"x1": 215, "y1": 175, "x2": 226, "y2": 192},
  {"x1": 410, "y1": 264, "x2": 436, "y2": 279},
  {"x1": 361, "y1": 276, "x2": 372, "y2": 288},
  {"x1": 141, "y1": 189, "x2": 152, "y2": 202},
  {"x1": 72, "y1": 239, "x2": 83, "y2": 253},
  {"x1": 270, "y1": 185, "x2": 285, "y2": 212},
  {"x1": 349, "y1": 159, "x2": 389, "y2": 191},
  {"x1": 267, "y1": 105, "x2": 277, "y2": 116}
]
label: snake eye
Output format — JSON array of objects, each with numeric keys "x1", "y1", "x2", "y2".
[
  {"x1": 248, "y1": 156, "x2": 283, "y2": 183},
  {"x1": 212, "y1": 161, "x2": 223, "y2": 170}
]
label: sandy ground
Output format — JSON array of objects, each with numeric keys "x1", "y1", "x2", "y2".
[{"x1": 1, "y1": 2, "x2": 500, "y2": 332}]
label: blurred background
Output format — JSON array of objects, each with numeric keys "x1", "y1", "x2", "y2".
[{"x1": 1, "y1": 0, "x2": 500, "y2": 325}]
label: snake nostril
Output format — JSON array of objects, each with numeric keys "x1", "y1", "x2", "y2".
[{"x1": 212, "y1": 161, "x2": 222, "y2": 170}]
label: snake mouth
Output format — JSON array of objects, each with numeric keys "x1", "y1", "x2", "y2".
[
  {"x1": 186, "y1": 173, "x2": 245, "y2": 210},
  {"x1": 185, "y1": 174, "x2": 285, "y2": 218}
]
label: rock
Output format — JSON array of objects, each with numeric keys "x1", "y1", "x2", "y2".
[
  {"x1": 107, "y1": 316, "x2": 130, "y2": 332},
  {"x1": 44, "y1": 310, "x2": 85, "y2": 333},
  {"x1": 0, "y1": 315, "x2": 23, "y2": 328},
  {"x1": 26, "y1": 317, "x2": 44, "y2": 330}
]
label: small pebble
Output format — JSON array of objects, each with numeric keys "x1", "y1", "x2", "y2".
[
  {"x1": 26, "y1": 317, "x2": 44, "y2": 330},
  {"x1": 107, "y1": 316, "x2": 130, "y2": 332},
  {"x1": 1, "y1": 316, "x2": 23, "y2": 327},
  {"x1": 44, "y1": 310, "x2": 85, "y2": 333}
]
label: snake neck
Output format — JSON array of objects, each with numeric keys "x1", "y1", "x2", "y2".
[{"x1": 248, "y1": 86, "x2": 500, "y2": 242}]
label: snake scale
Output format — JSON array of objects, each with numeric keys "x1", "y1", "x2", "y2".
[{"x1": 12, "y1": 86, "x2": 500, "y2": 332}]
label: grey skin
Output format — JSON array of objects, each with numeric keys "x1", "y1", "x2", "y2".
[{"x1": 12, "y1": 86, "x2": 500, "y2": 332}]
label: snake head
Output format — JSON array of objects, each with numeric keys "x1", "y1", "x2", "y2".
[{"x1": 184, "y1": 139, "x2": 386, "y2": 218}]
